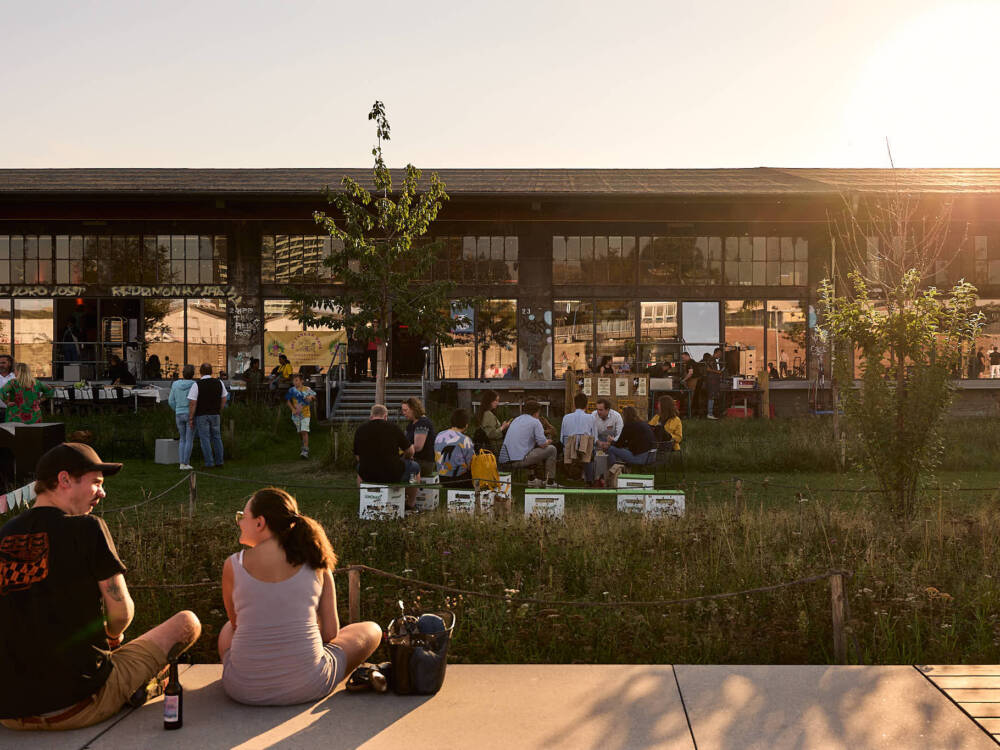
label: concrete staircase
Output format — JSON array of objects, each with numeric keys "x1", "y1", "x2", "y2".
[{"x1": 332, "y1": 380, "x2": 424, "y2": 422}]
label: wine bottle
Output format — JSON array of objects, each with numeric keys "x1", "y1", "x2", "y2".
[{"x1": 163, "y1": 659, "x2": 182, "y2": 730}]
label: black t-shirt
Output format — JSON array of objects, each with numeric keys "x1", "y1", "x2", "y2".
[
  {"x1": 405, "y1": 416, "x2": 436, "y2": 463},
  {"x1": 616, "y1": 420, "x2": 655, "y2": 455},
  {"x1": 353, "y1": 419, "x2": 410, "y2": 483},
  {"x1": 0, "y1": 507, "x2": 126, "y2": 718},
  {"x1": 990, "y1": 351, "x2": 1000, "y2": 366}
]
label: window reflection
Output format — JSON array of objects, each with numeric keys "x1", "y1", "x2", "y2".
[
  {"x1": 14, "y1": 299, "x2": 54, "y2": 378},
  {"x1": 186, "y1": 299, "x2": 228, "y2": 373},
  {"x1": 144, "y1": 300, "x2": 185, "y2": 379},
  {"x1": 439, "y1": 303, "x2": 475, "y2": 378},
  {"x1": 476, "y1": 299, "x2": 517, "y2": 378},
  {"x1": 767, "y1": 301, "x2": 807, "y2": 380},
  {"x1": 262, "y1": 299, "x2": 346, "y2": 374},
  {"x1": 595, "y1": 301, "x2": 635, "y2": 373},
  {"x1": 639, "y1": 301, "x2": 678, "y2": 374},
  {"x1": 553, "y1": 300, "x2": 593, "y2": 378}
]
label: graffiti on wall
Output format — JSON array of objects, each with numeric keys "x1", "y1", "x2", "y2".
[
  {"x1": 231, "y1": 304, "x2": 261, "y2": 343},
  {"x1": 518, "y1": 304, "x2": 553, "y2": 380},
  {"x1": 111, "y1": 285, "x2": 242, "y2": 305},
  {"x1": 0, "y1": 285, "x2": 87, "y2": 298}
]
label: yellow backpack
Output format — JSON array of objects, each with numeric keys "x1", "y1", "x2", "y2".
[{"x1": 470, "y1": 449, "x2": 500, "y2": 491}]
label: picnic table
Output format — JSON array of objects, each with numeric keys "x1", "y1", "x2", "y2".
[{"x1": 50, "y1": 385, "x2": 162, "y2": 414}]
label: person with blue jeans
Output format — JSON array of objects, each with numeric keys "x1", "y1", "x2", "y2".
[
  {"x1": 187, "y1": 363, "x2": 228, "y2": 469},
  {"x1": 167, "y1": 364, "x2": 196, "y2": 470},
  {"x1": 606, "y1": 406, "x2": 656, "y2": 469}
]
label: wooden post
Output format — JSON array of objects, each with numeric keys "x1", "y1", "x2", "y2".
[
  {"x1": 348, "y1": 567, "x2": 361, "y2": 624},
  {"x1": 734, "y1": 478, "x2": 745, "y2": 513},
  {"x1": 188, "y1": 471, "x2": 196, "y2": 519},
  {"x1": 829, "y1": 572, "x2": 847, "y2": 664},
  {"x1": 760, "y1": 367, "x2": 770, "y2": 419}
]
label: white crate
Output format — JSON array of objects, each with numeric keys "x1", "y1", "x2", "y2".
[
  {"x1": 415, "y1": 475, "x2": 440, "y2": 511},
  {"x1": 616, "y1": 492, "x2": 647, "y2": 514},
  {"x1": 359, "y1": 484, "x2": 405, "y2": 520},
  {"x1": 617, "y1": 474, "x2": 654, "y2": 489},
  {"x1": 447, "y1": 489, "x2": 476, "y2": 514},
  {"x1": 498, "y1": 472, "x2": 512, "y2": 496},
  {"x1": 646, "y1": 491, "x2": 685, "y2": 518},
  {"x1": 479, "y1": 488, "x2": 511, "y2": 515},
  {"x1": 524, "y1": 491, "x2": 565, "y2": 518},
  {"x1": 154, "y1": 439, "x2": 179, "y2": 465}
]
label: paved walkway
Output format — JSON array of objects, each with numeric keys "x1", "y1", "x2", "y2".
[{"x1": 3, "y1": 665, "x2": 997, "y2": 749}]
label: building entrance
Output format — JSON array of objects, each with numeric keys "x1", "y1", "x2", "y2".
[{"x1": 54, "y1": 298, "x2": 141, "y2": 381}]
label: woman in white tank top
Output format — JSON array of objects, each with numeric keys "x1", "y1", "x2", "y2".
[{"x1": 218, "y1": 487, "x2": 382, "y2": 705}]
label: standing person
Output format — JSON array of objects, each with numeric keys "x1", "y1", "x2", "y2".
[
  {"x1": 286, "y1": 373, "x2": 316, "y2": 459},
  {"x1": 585, "y1": 397, "x2": 624, "y2": 486},
  {"x1": 0, "y1": 353, "x2": 15, "y2": 421},
  {"x1": 0, "y1": 443, "x2": 201, "y2": 731},
  {"x1": 649, "y1": 394, "x2": 683, "y2": 452},
  {"x1": 401, "y1": 397, "x2": 436, "y2": 479},
  {"x1": 0, "y1": 363, "x2": 54, "y2": 425},
  {"x1": 365, "y1": 337, "x2": 378, "y2": 380},
  {"x1": 595, "y1": 355, "x2": 615, "y2": 374},
  {"x1": 990, "y1": 346, "x2": 1000, "y2": 379},
  {"x1": 560, "y1": 392, "x2": 595, "y2": 480},
  {"x1": 474, "y1": 389, "x2": 510, "y2": 453},
  {"x1": 702, "y1": 352, "x2": 722, "y2": 420},
  {"x1": 976, "y1": 347, "x2": 987, "y2": 379},
  {"x1": 353, "y1": 404, "x2": 420, "y2": 509},
  {"x1": 188, "y1": 362, "x2": 228, "y2": 469},
  {"x1": 607, "y1": 406, "x2": 656, "y2": 467},
  {"x1": 434, "y1": 409, "x2": 476, "y2": 488},
  {"x1": 219, "y1": 487, "x2": 381, "y2": 705},
  {"x1": 499, "y1": 400, "x2": 557, "y2": 487},
  {"x1": 167, "y1": 364, "x2": 196, "y2": 471}
]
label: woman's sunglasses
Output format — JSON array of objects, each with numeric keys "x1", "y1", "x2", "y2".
[{"x1": 235, "y1": 510, "x2": 245, "y2": 524}]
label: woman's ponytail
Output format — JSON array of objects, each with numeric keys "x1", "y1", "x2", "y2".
[{"x1": 249, "y1": 487, "x2": 337, "y2": 570}]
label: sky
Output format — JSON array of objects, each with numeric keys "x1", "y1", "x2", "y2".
[{"x1": 3, "y1": 0, "x2": 999, "y2": 169}]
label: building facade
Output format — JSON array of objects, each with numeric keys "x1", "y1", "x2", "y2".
[{"x1": 3, "y1": 168, "x2": 1000, "y2": 401}]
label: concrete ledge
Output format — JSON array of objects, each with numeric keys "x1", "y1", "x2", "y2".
[{"x1": 2, "y1": 664, "x2": 993, "y2": 749}]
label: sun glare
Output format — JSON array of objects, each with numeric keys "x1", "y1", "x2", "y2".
[{"x1": 847, "y1": 2, "x2": 1000, "y2": 166}]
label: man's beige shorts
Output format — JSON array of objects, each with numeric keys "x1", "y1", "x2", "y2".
[{"x1": 2, "y1": 639, "x2": 167, "y2": 731}]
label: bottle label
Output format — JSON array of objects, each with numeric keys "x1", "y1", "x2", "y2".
[{"x1": 164, "y1": 695, "x2": 180, "y2": 722}]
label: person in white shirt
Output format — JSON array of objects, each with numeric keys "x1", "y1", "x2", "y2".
[
  {"x1": 560, "y1": 392, "x2": 594, "y2": 443},
  {"x1": 586, "y1": 397, "x2": 623, "y2": 486},
  {"x1": 499, "y1": 400, "x2": 557, "y2": 487},
  {"x1": 0, "y1": 355, "x2": 14, "y2": 421},
  {"x1": 560, "y1": 392, "x2": 595, "y2": 481}
]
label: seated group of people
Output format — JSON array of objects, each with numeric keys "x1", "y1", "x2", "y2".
[
  {"x1": 0, "y1": 443, "x2": 382, "y2": 732},
  {"x1": 560, "y1": 393, "x2": 683, "y2": 486}
]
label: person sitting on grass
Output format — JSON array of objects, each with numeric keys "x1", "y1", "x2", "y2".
[
  {"x1": 286, "y1": 373, "x2": 316, "y2": 459},
  {"x1": 607, "y1": 406, "x2": 656, "y2": 469},
  {"x1": 219, "y1": 487, "x2": 382, "y2": 706},
  {"x1": 434, "y1": 408, "x2": 476, "y2": 489},
  {"x1": 649, "y1": 394, "x2": 682, "y2": 451},
  {"x1": 353, "y1": 404, "x2": 420, "y2": 509},
  {"x1": 0, "y1": 443, "x2": 201, "y2": 731},
  {"x1": 499, "y1": 400, "x2": 557, "y2": 488}
]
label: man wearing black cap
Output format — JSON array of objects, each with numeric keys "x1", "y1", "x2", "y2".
[{"x1": 0, "y1": 443, "x2": 202, "y2": 731}]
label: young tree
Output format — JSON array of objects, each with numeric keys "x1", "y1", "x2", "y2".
[
  {"x1": 292, "y1": 101, "x2": 457, "y2": 405},
  {"x1": 820, "y1": 191, "x2": 981, "y2": 518}
]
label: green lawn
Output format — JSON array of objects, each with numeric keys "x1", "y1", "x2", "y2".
[{"x1": 5, "y1": 406, "x2": 1000, "y2": 666}]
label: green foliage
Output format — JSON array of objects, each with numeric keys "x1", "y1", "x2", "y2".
[
  {"x1": 291, "y1": 101, "x2": 460, "y2": 402},
  {"x1": 820, "y1": 268, "x2": 982, "y2": 518}
]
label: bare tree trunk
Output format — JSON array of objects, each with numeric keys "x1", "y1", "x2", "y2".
[{"x1": 375, "y1": 299, "x2": 391, "y2": 406}]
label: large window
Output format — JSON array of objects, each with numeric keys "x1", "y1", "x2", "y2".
[
  {"x1": 186, "y1": 299, "x2": 227, "y2": 372},
  {"x1": 476, "y1": 299, "x2": 517, "y2": 378},
  {"x1": 261, "y1": 235, "x2": 341, "y2": 284},
  {"x1": 439, "y1": 303, "x2": 476, "y2": 378},
  {"x1": 263, "y1": 300, "x2": 346, "y2": 373},
  {"x1": 0, "y1": 301, "x2": 11, "y2": 355},
  {"x1": 724, "y1": 300, "x2": 764, "y2": 377},
  {"x1": 0, "y1": 234, "x2": 227, "y2": 286},
  {"x1": 553, "y1": 300, "x2": 593, "y2": 377},
  {"x1": 639, "y1": 236, "x2": 721, "y2": 286},
  {"x1": 595, "y1": 301, "x2": 635, "y2": 372},
  {"x1": 974, "y1": 236, "x2": 1000, "y2": 286},
  {"x1": 768, "y1": 301, "x2": 807, "y2": 379},
  {"x1": 14, "y1": 299, "x2": 54, "y2": 378},
  {"x1": 724, "y1": 236, "x2": 808, "y2": 287},
  {"x1": 433, "y1": 236, "x2": 518, "y2": 285},
  {"x1": 638, "y1": 301, "x2": 678, "y2": 373},
  {"x1": 553, "y1": 236, "x2": 636, "y2": 284},
  {"x1": 144, "y1": 300, "x2": 185, "y2": 379}
]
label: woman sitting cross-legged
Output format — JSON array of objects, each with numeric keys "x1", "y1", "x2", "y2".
[{"x1": 219, "y1": 488, "x2": 382, "y2": 705}]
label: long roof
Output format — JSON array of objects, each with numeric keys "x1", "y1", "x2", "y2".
[{"x1": 2, "y1": 168, "x2": 1000, "y2": 196}]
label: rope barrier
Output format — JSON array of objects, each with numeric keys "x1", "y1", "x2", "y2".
[
  {"x1": 99, "y1": 473, "x2": 192, "y2": 515},
  {"x1": 128, "y1": 563, "x2": 851, "y2": 609}
]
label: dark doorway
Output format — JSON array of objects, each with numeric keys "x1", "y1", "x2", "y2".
[{"x1": 391, "y1": 322, "x2": 425, "y2": 377}]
